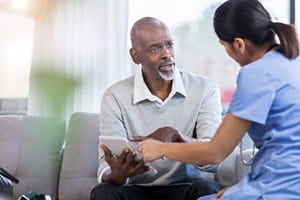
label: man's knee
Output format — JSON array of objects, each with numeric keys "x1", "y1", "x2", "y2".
[
  {"x1": 193, "y1": 178, "x2": 220, "y2": 194},
  {"x1": 204, "y1": 179, "x2": 220, "y2": 193},
  {"x1": 90, "y1": 182, "x2": 120, "y2": 200}
]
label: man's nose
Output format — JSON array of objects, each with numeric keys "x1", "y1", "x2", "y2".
[{"x1": 161, "y1": 45, "x2": 172, "y2": 59}]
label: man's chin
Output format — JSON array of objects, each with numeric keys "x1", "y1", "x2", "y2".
[{"x1": 159, "y1": 71, "x2": 174, "y2": 81}]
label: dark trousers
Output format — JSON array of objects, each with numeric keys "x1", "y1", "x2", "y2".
[{"x1": 90, "y1": 178, "x2": 220, "y2": 200}]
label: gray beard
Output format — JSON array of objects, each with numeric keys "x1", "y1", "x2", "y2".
[{"x1": 158, "y1": 67, "x2": 175, "y2": 81}]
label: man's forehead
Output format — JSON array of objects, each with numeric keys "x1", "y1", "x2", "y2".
[
  {"x1": 135, "y1": 36, "x2": 173, "y2": 50},
  {"x1": 136, "y1": 26, "x2": 172, "y2": 42},
  {"x1": 131, "y1": 20, "x2": 173, "y2": 48}
]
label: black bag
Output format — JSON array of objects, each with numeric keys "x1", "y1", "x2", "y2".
[
  {"x1": 0, "y1": 167, "x2": 19, "y2": 199},
  {"x1": 18, "y1": 191, "x2": 51, "y2": 200},
  {"x1": 0, "y1": 168, "x2": 50, "y2": 200},
  {"x1": 0, "y1": 174, "x2": 12, "y2": 197},
  {"x1": 0, "y1": 167, "x2": 19, "y2": 184}
]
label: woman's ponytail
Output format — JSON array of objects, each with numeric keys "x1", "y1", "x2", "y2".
[{"x1": 272, "y1": 22, "x2": 299, "y2": 59}]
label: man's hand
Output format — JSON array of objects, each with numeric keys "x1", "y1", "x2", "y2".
[
  {"x1": 100, "y1": 144, "x2": 149, "y2": 185},
  {"x1": 130, "y1": 127, "x2": 185, "y2": 143}
]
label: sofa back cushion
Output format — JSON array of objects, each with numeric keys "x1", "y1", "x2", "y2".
[
  {"x1": 58, "y1": 112, "x2": 99, "y2": 200},
  {"x1": 0, "y1": 115, "x2": 65, "y2": 199}
]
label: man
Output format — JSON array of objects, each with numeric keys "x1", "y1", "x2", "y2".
[{"x1": 90, "y1": 17, "x2": 222, "y2": 200}]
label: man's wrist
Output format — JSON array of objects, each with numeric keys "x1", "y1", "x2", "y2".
[
  {"x1": 175, "y1": 131, "x2": 188, "y2": 143},
  {"x1": 175, "y1": 134, "x2": 185, "y2": 143},
  {"x1": 102, "y1": 169, "x2": 127, "y2": 185},
  {"x1": 108, "y1": 176, "x2": 127, "y2": 185}
]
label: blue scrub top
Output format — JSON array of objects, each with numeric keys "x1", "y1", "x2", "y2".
[{"x1": 222, "y1": 51, "x2": 300, "y2": 200}]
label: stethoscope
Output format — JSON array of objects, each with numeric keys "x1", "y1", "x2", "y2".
[
  {"x1": 239, "y1": 140, "x2": 256, "y2": 166},
  {"x1": 222, "y1": 109, "x2": 257, "y2": 166}
]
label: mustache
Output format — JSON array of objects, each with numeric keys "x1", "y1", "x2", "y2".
[
  {"x1": 160, "y1": 58, "x2": 175, "y2": 66},
  {"x1": 163, "y1": 57, "x2": 175, "y2": 63}
]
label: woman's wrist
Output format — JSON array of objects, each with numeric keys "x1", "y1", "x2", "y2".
[{"x1": 160, "y1": 142, "x2": 168, "y2": 159}]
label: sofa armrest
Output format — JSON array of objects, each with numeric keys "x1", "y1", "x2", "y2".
[
  {"x1": 215, "y1": 147, "x2": 257, "y2": 188},
  {"x1": 58, "y1": 112, "x2": 99, "y2": 200}
]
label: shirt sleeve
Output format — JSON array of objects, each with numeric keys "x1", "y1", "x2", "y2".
[
  {"x1": 229, "y1": 67, "x2": 275, "y2": 125},
  {"x1": 195, "y1": 81, "x2": 222, "y2": 140},
  {"x1": 97, "y1": 90, "x2": 128, "y2": 183},
  {"x1": 194, "y1": 82, "x2": 222, "y2": 172}
]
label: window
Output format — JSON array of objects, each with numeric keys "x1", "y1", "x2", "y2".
[
  {"x1": 0, "y1": 12, "x2": 34, "y2": 114},
  {"x1": 0, "y1": 13, "x2": 34, "y2": 99},
  {"x1": 262, "y1": 0, "x2": 289, "y2": 23},
  {"x1": 296, "y1": 1, "x2": 300, "y2": 34},
  {"x1": 0, "y1": 2, "x2": 35, "y2": 114}
]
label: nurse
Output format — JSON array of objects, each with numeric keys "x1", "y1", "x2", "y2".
[{"x1": 138, "y1": 0, "x2": 300, "y2": 199}]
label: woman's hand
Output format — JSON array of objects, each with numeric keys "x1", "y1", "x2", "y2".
[{"x1": 138, "y1": 139, "x2": 165, "y2": 162}]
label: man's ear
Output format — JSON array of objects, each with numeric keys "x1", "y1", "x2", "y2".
[
  {"x1": 129, "y1": 48, "x2": 141, "y2": 64},
  {"x1": 233, "y1": 38, "x2": 246, "y2": 55}
]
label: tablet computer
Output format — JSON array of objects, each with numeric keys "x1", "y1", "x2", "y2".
[
  {"x1": 99, "y1": 135, "x2": 158, "y2": 174},
  {"x1": 99, "y1": 135, "x2": 141, "y2": 161}
]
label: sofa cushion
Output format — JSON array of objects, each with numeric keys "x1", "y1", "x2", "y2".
[
  {"x1": 58, "y1": 112, "x2": 99, "y2": 200},
  {"x1": 0, "y1": 115, "x2": 65, "y2": 199}
]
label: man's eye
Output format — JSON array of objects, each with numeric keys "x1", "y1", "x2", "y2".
[
  {"x1": 150, "y1": 47, "x2": 160, "y2": 53},
  {"x1": 167, "y1": 42, "x2": 174, "y2": 48}
]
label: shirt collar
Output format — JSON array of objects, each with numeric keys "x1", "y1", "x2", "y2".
[{"x1": 133, "y1": 67, "x2": 187, "y2": 105}]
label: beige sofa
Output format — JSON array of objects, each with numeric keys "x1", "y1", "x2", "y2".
[
  {"x1": 0, "y1": 112, "x2": 253, "y2": 199},
  {"x1": 0, "y1": 112, "x2": 99, "y2": 200}
]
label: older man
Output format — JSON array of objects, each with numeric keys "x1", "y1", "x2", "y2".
[{"x1": 90, "y1": 17, "x2": 222, "y2": 200}]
